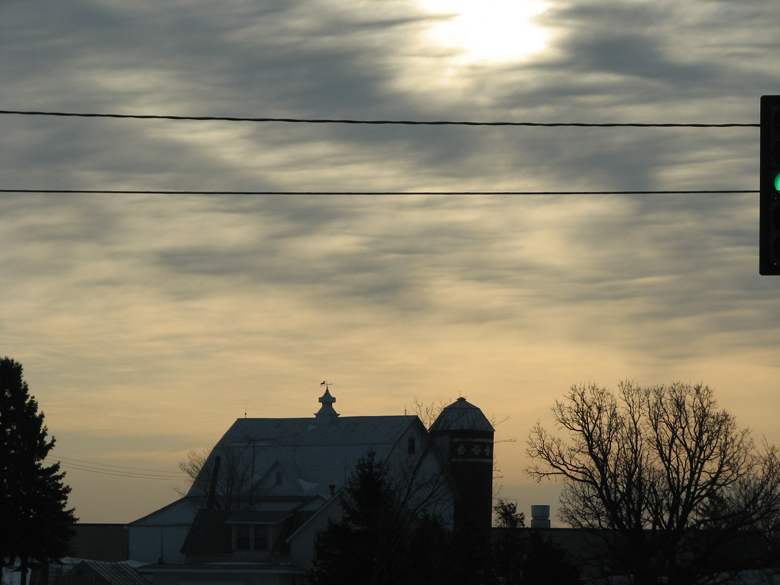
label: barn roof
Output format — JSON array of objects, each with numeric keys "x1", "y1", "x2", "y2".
[{"x1": 187, "y1": 391, "x2": 425, "y2": 500}]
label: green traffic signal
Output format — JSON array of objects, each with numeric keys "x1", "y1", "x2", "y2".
[{"x1": 760, "y1": 95, "x2": 780, "y2": 274}]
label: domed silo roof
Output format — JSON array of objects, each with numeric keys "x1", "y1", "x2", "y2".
[{"x1": 429, "y1": 397, "x2": 494, "y2": 433}]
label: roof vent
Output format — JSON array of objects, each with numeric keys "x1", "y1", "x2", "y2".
[{"x1": 314, "y1": 388, "x2": 339, "y2": 423}]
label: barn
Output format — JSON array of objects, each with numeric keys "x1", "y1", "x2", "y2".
[{"x1": 130, "y1": 389, "x2": 494, "y2": 584}]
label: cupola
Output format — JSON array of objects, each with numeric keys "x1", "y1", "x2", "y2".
[{"x1": 314, "y1": 388, "x2": 339, "y2": 423}]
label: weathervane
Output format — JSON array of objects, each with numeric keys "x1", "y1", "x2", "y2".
[{"x1": 320, "y1": 380, "x2": 333, "y2": 391}]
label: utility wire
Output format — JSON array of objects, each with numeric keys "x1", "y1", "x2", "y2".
[
  {"x1": 58, "y1": 463, "x2": 182, "y2": 479},
  {"x1": 1, "y1": 189, "x2": 759, "y2": 196},
  {"x1": 55, "y1": 455, "x2": 183, "y2": 476},
  {"x1": 0, "y1": 109, "x2": 759, "y2": 128},
  {"x1": 58, "y1": 462, "x2": 183, "y2": 481},
  {"x1": 58, "y1": 465, "x2": 182, "y2": 481},
  {"x1": 47, "y1": 454, "x2": 184, "y2": 480},
  {"x1": 61, "y1": 464, "x2": 180, "y2": 479}
]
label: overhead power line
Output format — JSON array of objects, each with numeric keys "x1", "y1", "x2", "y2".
[
  {"x1": 0, "y1": 109, "x2": 759, "y2": 128},
  {"x1": 56, "y1": 455, "x2": 183, "y2": 475},
  {"x1": 48, "y1": 454, "x2": 184, "y2": 481},
  {"x1": 0, "y1": 189, "x2": 759, "y2": 196},
  {"x1": 59, "y1": 462, "x2": 182, "y2": 480}
]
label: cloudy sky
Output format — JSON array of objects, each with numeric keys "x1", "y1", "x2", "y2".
[{"x1": 1, "y1": 0, "x2": 779, "y2": 523}]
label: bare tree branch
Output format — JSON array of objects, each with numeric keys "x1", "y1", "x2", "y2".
[{"x1": 526, "y1": 381, "x2": 780, "y2": 585}]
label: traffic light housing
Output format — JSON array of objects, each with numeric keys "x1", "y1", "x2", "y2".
[{"x1": 760, "y1": 95, "x2": 780, "y2": 275}]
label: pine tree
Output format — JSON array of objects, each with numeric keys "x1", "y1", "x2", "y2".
[
  {"x1": 306, "y1": 451, "x2": 482, "y2": 585},
  {"x1": 0, "y1": 358, "x2": 76, "y2": 584},
  {"x1": 306, "y1": 451, "x2": 402, "y2": 585}
]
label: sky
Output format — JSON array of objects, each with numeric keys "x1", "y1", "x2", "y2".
[{"x1": 1, "y1": 0, "x2": 779, "y2": 524}]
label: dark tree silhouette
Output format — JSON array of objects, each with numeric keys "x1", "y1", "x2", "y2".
[
  {"x1": 306, "y1": 451, "x2": 481, "y2": 585},
  {"x1": 492, "y1": 500, "x2": 527, "y2": 585},
  {"x1": 492, "y1": 499, "x2": 579, "y2": 585},
  {"x1": 527, "y1": 381, "x2": 780, "y2": 585},
  {"x1": 0, "y1": 358, "x2": 76, "y2": 584},
  {"x1": 306, "y1": 451, "x2": 401, "y2": 585}
]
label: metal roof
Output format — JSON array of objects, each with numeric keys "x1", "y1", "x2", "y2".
[
  {"x1": 137, "y1": 563, "x2": 304, "y2": 575},
  {"x1": 188, "y1": 414, "x2": 423, "y2": 499},
  {"x1": 429, "y1": 397, "x2": 494, "y2": 432},
  {"x1": 64, "y1": 561, "x2": 149, "y2": 585}
]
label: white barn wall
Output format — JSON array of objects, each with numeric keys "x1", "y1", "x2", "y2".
[
  {"x1": 129, "y1": 499, "x2": 199, "y2": 564},
  {"x1": 288, "y1": 495, "x2": 344, "y2": 571},
  {"x1": 386, "y1": 420, "x2": 455, "y2": 529}
]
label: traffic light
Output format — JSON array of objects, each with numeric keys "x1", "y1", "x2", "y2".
[{"x1": 760, "y1": 95, "x2": 780, "y2": 275}]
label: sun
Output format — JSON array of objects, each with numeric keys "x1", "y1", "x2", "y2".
[{"x1": 417, "y1": 0, "x2": 550, "y2": 64}]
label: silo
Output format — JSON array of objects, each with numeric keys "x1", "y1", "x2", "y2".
[{"x1": 429, "y1": 397, "x2": 494, "y2": 546}]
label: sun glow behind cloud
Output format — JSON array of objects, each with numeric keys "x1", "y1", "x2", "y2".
[{"x1": 417, "y1": 0, "x2": 550, "y2": 64}]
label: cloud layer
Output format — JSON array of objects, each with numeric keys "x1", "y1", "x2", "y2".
[{"x1": 1, "y1": 0, "x2": 779, "y2": 522}]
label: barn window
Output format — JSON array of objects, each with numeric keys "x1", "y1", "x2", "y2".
[
  {"x1": 254, "y1": 525, "x2": 269, "y2": 550},
  {"x1": 233, "y1": 524, "x2": 272, "y2": 551},
  {"x1": 236, "y1": 525, "x2": 251, "y2": 550},
  {"x1": 408, "y1": 437, "x2": 416, "y2": 454}
]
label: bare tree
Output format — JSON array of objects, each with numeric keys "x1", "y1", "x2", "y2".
[
  {"x1": 174, "y1": 445, "x2": 258, "y2": 510},
  {"x1": 527, "y1": 381, "x2": 780, "y2": 585},
  {"x1": 409, "y1": 397, "x2": 449, "y2": 430},
  {"x1": 176, "y1": 448, "x2": 210, "y2": 493}
]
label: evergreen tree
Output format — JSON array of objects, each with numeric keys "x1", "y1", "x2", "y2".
[
  {"x1": 0, "y1": 358, "x2": 76, "y2": 583},
  {"x1": 492, "y1": 499, "x2": 579, "y2": 585},
  {"x1": 306, "y1": 451, "x2": 404, "y2": 585},
  {"x1": 306, "y1": 451, "x2": 482, "y2": 585}
]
